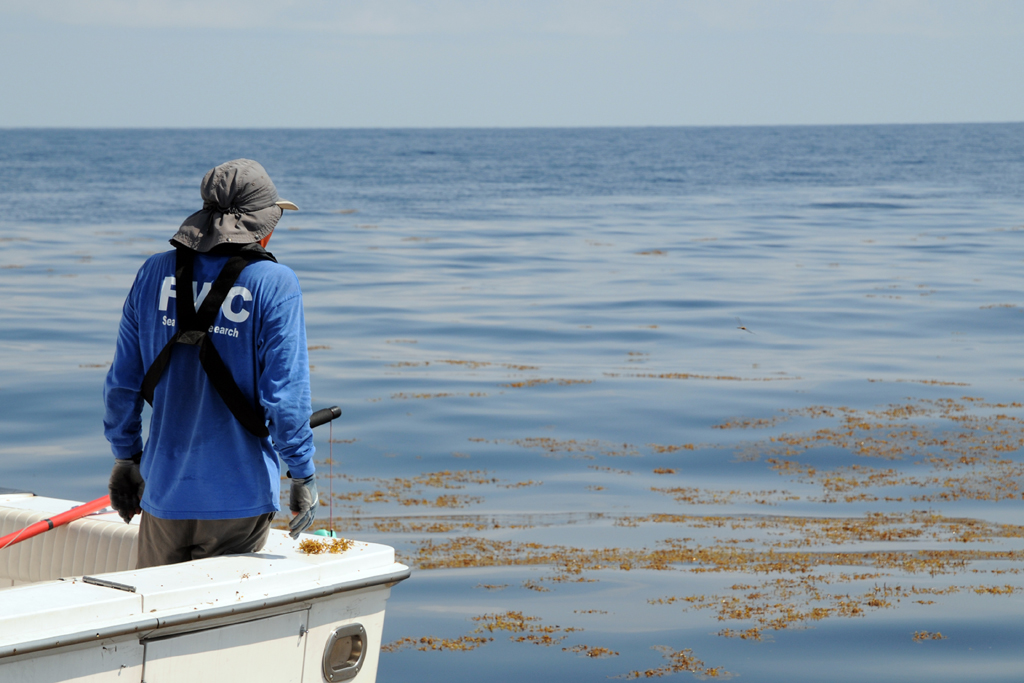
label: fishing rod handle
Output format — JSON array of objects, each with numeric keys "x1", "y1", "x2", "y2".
[{"x1": 310, "y1": 406, "x2": 342, "y2": 429}]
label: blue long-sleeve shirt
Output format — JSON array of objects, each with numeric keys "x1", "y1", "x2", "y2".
[{"x1": 103, "y1": 249, "x2": 315, "y2": 520}]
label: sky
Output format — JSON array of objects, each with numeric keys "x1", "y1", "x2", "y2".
[{"x1": 1, "y1": 0, "x2": 1023, "y2": 128}]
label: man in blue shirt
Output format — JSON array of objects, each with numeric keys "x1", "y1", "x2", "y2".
[{"x1": 103, "y1": 159, "x2": 318, "y2": 568}]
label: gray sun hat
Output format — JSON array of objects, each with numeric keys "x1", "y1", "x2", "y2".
[{"x1": 170, "y1": 159, "x2": 299, "y2": 252}]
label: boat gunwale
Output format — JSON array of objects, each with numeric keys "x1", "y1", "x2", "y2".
[{"x1": 0, "y1": 564, "x2": 411, "y2": 659}]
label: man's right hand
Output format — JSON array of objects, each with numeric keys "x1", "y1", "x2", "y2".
[{"x1": 108, "y1": 455, "x2": 144, "y2": 524}]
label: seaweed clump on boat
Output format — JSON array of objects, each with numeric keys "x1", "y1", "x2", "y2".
[{"x1": 298, "y1": 537, "x2": 355, "y2": 554}]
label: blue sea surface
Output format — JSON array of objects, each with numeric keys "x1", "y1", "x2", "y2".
[{"x1": 1, "y1": 125, "x2": 1024, "y2": 680}]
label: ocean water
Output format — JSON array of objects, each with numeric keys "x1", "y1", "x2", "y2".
[{"x1": 2, "y1": 125, "x2": 1024, "y2": 680}]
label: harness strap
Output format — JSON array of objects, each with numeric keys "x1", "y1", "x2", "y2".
[
  {"x1": 141, "y1": 248, "x2": 271, "y2": 438},
  {"x1": 198, "y1": 337, "x2": 269, "y2": 437}
]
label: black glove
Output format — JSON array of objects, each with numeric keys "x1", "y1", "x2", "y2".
[
  {"x1": 289, "y1": 474, "x2": 319, "y2": 539},
  {"x1": 108, "y1": 454, "x2": 145, "y2": 524}
]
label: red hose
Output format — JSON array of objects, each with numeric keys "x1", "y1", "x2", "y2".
[{"x1": 0, "y1": 495, "x2": 113, "y2": 551}]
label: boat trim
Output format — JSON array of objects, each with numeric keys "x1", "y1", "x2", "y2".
[
  {"x1": 140, "y1": 601, "x2": 311, "y2": 643},
  {"x1": 0, "y1": 565, "x2": 411, "y2": 659},
  {"x1": 82, "y1": 576, "x2": 137, "y2": 592}
]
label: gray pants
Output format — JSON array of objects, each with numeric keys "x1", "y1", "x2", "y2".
[{"x1": 137, "y1": 511, "x2": 275, "y2": 569}]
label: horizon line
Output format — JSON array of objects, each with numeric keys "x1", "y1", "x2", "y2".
[{"x1": 1, "y1": 121, "x2": 1023, "y2": 132}]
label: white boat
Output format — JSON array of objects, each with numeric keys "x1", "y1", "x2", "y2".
[{"x1": 0, "y1": 490, "x2": 409, "y2": 683}]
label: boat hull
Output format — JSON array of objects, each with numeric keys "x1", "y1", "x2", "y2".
[{"x1": 0, "y1": 494, "x2": 408, "y2": 683}]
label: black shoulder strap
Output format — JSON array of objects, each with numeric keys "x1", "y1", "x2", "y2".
[{"x1": 141, "y1": 248, "x2": 271, "y2": 438}]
